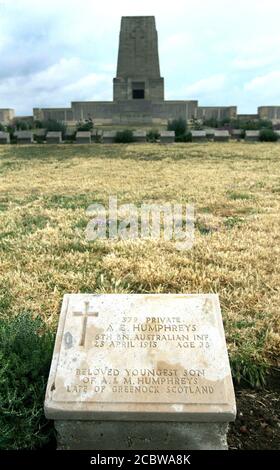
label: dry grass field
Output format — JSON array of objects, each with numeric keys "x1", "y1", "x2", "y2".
[{"x1": 0, "y1": 142, "x2": 279, "y2": 386}]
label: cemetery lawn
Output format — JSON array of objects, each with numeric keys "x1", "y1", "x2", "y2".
[{"x1": 0, "y1": 142, "x2": 279, "y2": 388}]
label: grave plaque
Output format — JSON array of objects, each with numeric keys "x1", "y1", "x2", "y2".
[
  {"x1": 245, "y1": 130, "x2": 260, "y2": 142},
  {"x1": 45, "y1": 294, "x2": 236, "y2": 423},
  {"x1": 102, "y1": 131, "x2": 116, "y2": 143},
  {"x1": 133, "y1": 130, "x2": 147, "y2": 142},
  {"x1": 0, "y1": 131, "x2": 10, "y2": 144},
  {"x1": 160, "y1": 131, "x2": 175, "y2": 143},
  {"x1": 191, "y1": 131, "x2": 207, "y2": 143},
  {"x1": 76, "y1": 131, "x2": 91, "y2": 144},
  {"x1": 16, "y1": 130, "x2": 34, "y2": 144},
  {"x1": 231, "y1": 129, "x2": 242, "y2": 141},
  {"x1": 46, "y1": 131, "x2": 62, "y2": 144},
  {"x1": 214, "y1": 130, "x2": 230, "y2": 142}
]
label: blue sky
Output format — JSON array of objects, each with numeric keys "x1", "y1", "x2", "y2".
[{"x1": 0, "y1": 0, "x2": 280, "y2": 115}]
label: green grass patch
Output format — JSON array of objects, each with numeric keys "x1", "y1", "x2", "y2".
[
  {"x1": 0, "y1": 161, "x2": 24, "y2": 175},
  {"x1": 227, "y1": 191, "x2": 253, "y2": 201},
  {"x1": 199, "y1": 206, "x2": 212, "y2": 213},
  {"x1": 19, "y1": 214, "x2": 50, "y2": 234},
  {"x1": 196, "y1": 221, "x2": 214, "y2": 235},
  {"x1": 0, "y1": 313, "x2": 55, "y2": 449},
  {"x1": 230, "y1": 353, "x2": 268, "y2": 389},
  {"x1": 44, "y1": 194, "x2": 95, "y2": 210},
  {"x1": 0, "y1": 282, "x2": 13, "y2": 314},
  {"x1": 224, "y1": 216, "x2": 245, "y2": 229},
  {"x1": 228, "y1": 324, "x2": 269, "y2": 388}
]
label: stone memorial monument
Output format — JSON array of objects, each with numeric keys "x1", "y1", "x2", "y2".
[
  {"x1": 3, "y1": 17, "x2": 280, "y2": 124},
  {"x1": 45, "y1": 293, "x2": 236, "y2": 450}
]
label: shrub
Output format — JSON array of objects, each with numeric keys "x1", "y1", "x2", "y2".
[
  {"x1": 167, "y1": 118, "x2": 187, "y2": 138},
  {"x1": 220, "y1": 118, "x2": 231, "y2": 126},
  {"x1": 0, "y1": 123, "x2": 5, "y2": 131},
  {"x1": 146, "y1": 129, "x2": 160, "y2": 142},
  {"x1": 34, "y1": 120, "x2": 43, "y2": 129},
  {"x1": 114, "y1": 129, "x2": 135, "y2": 143},
  {"x1": 76, "y1": 119, "x2": 94, "y2": 132},
  {"x1": 185, "y1": 131, "x2": 193, "y2": 142},
  {"x1": 92, "y1": 130, "x2": 102, "y2": 143},
  {"x1": 257, "y1": 119, "x2": 273, "y2": 130},
  {"x1": 6, "y1": 124, "x2": 20, "y2": 142},
  {"x1": 203, "y1": 118, "x2": 219, "y2": 128},
  {"x1": 175, "y1": 131, "x2": 192, "y2": 142},
  {"x1": 259, "y1": 128, "x2": 278, "y2": 142},
  {"x1": 189, "y1": 118, "x2": 203, "y2": 130},
  {"x1": 231, "y1": 119, "x2": 273, "y2": 131},
  {"x1": 0, "y1": 313, "x2": 55, "y2": 449},
  {"x1": 64, "y1": 129, "x2": 76, "y2": 142},
  {"x1": 33, "y1": 127, "x2": 48, "y2": 143},
  {"x1": 14, "y1": 120, "x2": 33, "y2": 131},
  {"x1": 203, "y1": 118, "x2": 274, "y2": 131},
  {"x1": 42, "y1": 119, "x2": 66, "y2": 136}
]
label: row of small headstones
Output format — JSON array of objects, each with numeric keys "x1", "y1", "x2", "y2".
[
  {"x1": 0, "y1": 130, "x2": 174, "y2": 143},
  {"x1": 0, "y1": 129, "x2": 279, "y2": 143},
  {"x1": 191, "y1": 129, "x2": 280, "y2": 141}
]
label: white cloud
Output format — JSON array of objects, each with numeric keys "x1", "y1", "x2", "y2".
[
  {"x1": 244, "y1": 71, "x2": 280, "y2": 96},
  {"x1": 232, "y1": 57, "x2": 274, "y2": 71},
  {"x1": 161, "y1": 32, "x2": 193, "y2": 53},
  {"x1": 0, "y1": 57, "x2": 112, "y2": 113},
  {"x1": 182, "y1": 74, "x2": 226, "y2": 96},
  {"x1": 231, "y1": 34, "x2": 280, "y2": 71},
  {"x1": 98, "y1": 63, "x2": 116, "y2": 73},
  {"x1": 29, "y1": 58, "x2": 83, "y2": 89},
  {"x1": 64, "y1": 73, "x2": 112, "y2": 101}
]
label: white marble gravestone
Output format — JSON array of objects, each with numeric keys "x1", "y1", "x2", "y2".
[
  {"x1": 76, "y1": 131, "x2": 92, "y2": 144},
  {"x1": 160, "y1": 131, "x2": 175, "y2": 143},
  {"x1": 46, "y1": 131, "x2": 62, "y2": 144},
  {"x1": 102, "y1": 131, "x2": 116, "y2": 143},
  {"x1": 245, "y1": 130, "x2": 260, "y2": 142},
  {"x1": 191, "y1": 131, "x2": 207, "y2": 143},
  {"x1": 45, "y1": 293, "x2": 236, "y2": 450},
  {"x1": 0, "y1": 131, "x2": 10, "y2": 144},
  {"x1": 16, "y1": 130, "x2": 34, "y2": 144},
  {"x1": 214, "y1": 130, "x2": 230, "y2": 142},
  {"x1": 133, "y1": 130, "x2": 147, "y2": 142}
]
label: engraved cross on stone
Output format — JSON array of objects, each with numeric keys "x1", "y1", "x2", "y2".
[{"x1": 73, "y1": 301, "x2": 99, "y2": 347}]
